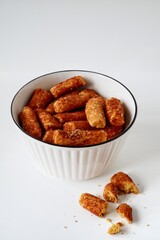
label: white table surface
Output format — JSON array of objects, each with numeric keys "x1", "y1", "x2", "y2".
[{"x1": 1, "y1": 1, "x2": 160, "y2": 239}]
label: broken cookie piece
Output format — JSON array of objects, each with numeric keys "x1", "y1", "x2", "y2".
[
  {"x1": 116, "y1": 203, "x2": 133, "y2": 223},
  {"x1": 110, "y1": 172, "x2": 139, "y2": 194},
  {"x1": 103, "y1": 183, "x2": 118, "y2": 203}
]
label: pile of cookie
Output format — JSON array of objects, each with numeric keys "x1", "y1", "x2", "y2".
[
  {"x1": 79, "y1": 172, "x2": 139, "y2": 235},
  {"x1": 19, "y1": 76, "x2": 125, "y2": 146}
]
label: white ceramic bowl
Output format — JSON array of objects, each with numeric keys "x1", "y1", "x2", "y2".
[{"x1": 11, "y1": 70, "x2": 137, "y2": 180}]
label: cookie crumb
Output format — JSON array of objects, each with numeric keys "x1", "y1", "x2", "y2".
[
  {"x1": 107, "y1": 222, "x2": 123, "y2": 235},
  {"x1": 106, "y1": 218, "x2": 112, "y2": 223}
]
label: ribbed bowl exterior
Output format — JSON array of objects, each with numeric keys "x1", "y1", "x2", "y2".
[{"x1": 25, "y1": 132, "x2": 128, "y2": 180}]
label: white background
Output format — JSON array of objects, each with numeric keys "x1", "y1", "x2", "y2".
[{"x1": 1, "y1": 0, "x2": 160, "y2": 239}]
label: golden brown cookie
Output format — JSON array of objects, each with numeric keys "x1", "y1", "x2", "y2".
[
  {"x1": 54, "y1": 110, "x2": 86, "y2": 124},
  {"x1": 19, "y1": 106, "x2": 42, "y2": 139},
  {"x1": 45, "y1": 100, "x2": 56, "y2": 114},
  {"x1": 116, "y1": 203, "x2": 133, "y2": 223},
  {"x1": 63, "y1": 120, "x2": 93, "y2": 131},
  {"x1": 106, "y1": 97, "x2": 125, "y2": 126},
  {"x1": 27, "y1": 88, "x2": 53, "y2": 110},
  {"x1": 50, "y1": 76, "x2": 86, "y2": 98},
  {"x1": 85, "y1": 97, "x2": 106, "y2": 128},
  {"x1": 54, "y1": 89, "x2": 99, "y2": 113},
  {"x1": 36, "y1": 108, "x2": 62, "y2": 131},
  {"x1": 79, "y1": 193, "x2": 108, "y2": 217},
  {"x1": 103, "y1": 183, "x2": 118, "y2": 203},
  {"x1": 42, "y1": 130, "x2": 55, "y2": 144},
  {"x1": 53, "y1": 129, "x2": 107, "y2": 146},
  {"x1": 110, "y1": 172, "x2": 139, "y2": 194},
  {"x1": 104, "y1": 124, "x2": 124, "y2": 140}
]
